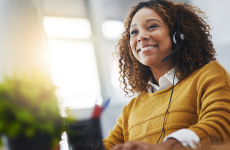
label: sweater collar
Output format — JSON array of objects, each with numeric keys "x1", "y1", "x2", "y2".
[{"x1": 148, "y1": 68, "x2": 179, "y2": 93}]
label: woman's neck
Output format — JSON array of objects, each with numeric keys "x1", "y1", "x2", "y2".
[{"x1": 150, "y1": 65, "x2": 174, "y2": 85}]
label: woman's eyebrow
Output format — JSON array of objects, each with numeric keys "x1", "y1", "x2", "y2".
[
  {"x1": 130, "y1": 24, "x2": 137, "y2": 28},
  {"x1": 130, "y1": 18, "x2": 161, "y2": 28},
  {"x1": 146, "y1": 18, "x2": 161, "y2": 23}
]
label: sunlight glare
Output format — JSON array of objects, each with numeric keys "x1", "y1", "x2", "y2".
[
  {"x1": 102, "y1": 20, "x2": 124, "y2": 39},
  {"x1": 48, "y1": 40, "x2": 102, "y2": 109},
  {"x1": 43, "y1": 17, "x2": 92, "y2": 39}
]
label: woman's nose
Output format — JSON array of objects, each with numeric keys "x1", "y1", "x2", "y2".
[{"x1": 137, "y1": 32, "x2": 150, "y2": 42}]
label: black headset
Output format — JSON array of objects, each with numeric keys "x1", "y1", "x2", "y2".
[
  {"x1": 161, "y1": 16, "x2": 186, "y2": 62},
  {"x1": 157, "y1": 15, "x2": 185, "y2": 143}
]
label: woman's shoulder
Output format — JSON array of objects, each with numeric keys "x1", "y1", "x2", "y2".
[
  {"x1": 203, "y1": 61, "x2": 227, "y2": 71},
  {"x1": 192, "y1": 61, "x2": 228, "y2": 75},
  {"x1": 199, "y1": 61, "x2": 229, "y2": 76},
  {"x1": 121, "y1": 92, "x2": 150, "y2": 114},
  {"x1": 192, "y1": 61, "x2": 230, "y2": 85}
]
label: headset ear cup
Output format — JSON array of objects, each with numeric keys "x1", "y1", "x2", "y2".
[
  {"x1": 173, "y1": 32, "x2": 185, "y2": 46},
  {"x1": 180, "y1": 33, "x2": 185, "y2": 41},
  {"x1": 173, "y1": 32, "x2": 177, "y2": 45},
  {"x1": 172, "y1": 16, "x2": 185, "y2": 46}
]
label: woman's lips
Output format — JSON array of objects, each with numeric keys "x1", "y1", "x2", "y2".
[{"x1": 137, "y1": 45, "x2": 158, "y2": 53}]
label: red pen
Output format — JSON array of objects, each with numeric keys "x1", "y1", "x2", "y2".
[{"x1": 91, "y1": 104, "x2": 103, "y2": 118}]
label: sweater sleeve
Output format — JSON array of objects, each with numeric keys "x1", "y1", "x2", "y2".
[
  {"x1": 189, "y1": 62, "x2": 230, "y2": 145},
  {"x1": 103, "y1": 97, "x2": 136, "y2": 149},
  {"x1": 103, "y1": 115, "x2": 124, "y2": 150}
]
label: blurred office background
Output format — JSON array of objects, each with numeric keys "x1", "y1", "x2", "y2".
[{"x1": 0, "y1": 0, "x2": 230, "y2": 148}]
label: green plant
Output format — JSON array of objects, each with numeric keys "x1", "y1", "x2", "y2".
[{"x1": 0, "y1": 71, "x2": 64, "y2": 147}]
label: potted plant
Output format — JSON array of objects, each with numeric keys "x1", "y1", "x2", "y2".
[{"x1": 0, "y1": 70, "x2": 64, "y2": 150}]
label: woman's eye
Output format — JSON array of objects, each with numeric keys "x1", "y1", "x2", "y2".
[
  {"x1": 130, "y1": 30, "x2": 138, "y2": 35},
  {"x1": 148, "y1": 25, "x2": 157, "y2": 30}
]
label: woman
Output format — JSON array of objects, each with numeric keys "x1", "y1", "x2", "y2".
[{"x1": 103, "y1": 0, "x2": 230, "y2": 150}]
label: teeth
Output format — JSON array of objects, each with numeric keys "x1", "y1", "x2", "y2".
[{"x1": 140, "y1": 46, "x2": 156, "y2": 52}]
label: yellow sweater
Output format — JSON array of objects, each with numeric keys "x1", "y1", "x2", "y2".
[{"x1": 103, "y1": 61, "x2": 230, "y2": 149}]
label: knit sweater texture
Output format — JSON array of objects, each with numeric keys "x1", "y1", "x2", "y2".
[{"x1": 103, "y1": 61, "x2": 230, "y2": 149}]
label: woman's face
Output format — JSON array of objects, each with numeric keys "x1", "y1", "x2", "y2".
[{"x1": 129, "y1": 7, "x2": 173, "y2": 69}]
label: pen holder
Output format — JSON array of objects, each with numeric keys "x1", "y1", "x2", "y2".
[{"x1": 66, "y1": 118, "x2": 104, "y2": 150}]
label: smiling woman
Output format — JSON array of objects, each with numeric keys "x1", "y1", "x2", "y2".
[
  {"x1": 129, "y1": 7, "x2": 173, "y2": 83},
  {"x1": 103, "y1": 0, "x2": 230, "y2": 150}
]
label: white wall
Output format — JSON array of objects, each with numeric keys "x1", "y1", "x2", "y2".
[
  {"x1": 0, "y1": 0, "x2": 50, "y2": 80},
  {"x1": 191, "y1": 0, "x2": 230, "y2": 71}
]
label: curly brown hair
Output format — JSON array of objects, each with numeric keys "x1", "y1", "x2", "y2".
[{"x1": 115, "y1": 0, "x2": 216, "y2": 96}]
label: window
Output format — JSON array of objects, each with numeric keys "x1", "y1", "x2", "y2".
[
  {"x1": 43, "y1": 17, "x2": 102, "y2": 109},
  {"x1": 102, "y1": 20, "x2": 124, "y2": 39}
]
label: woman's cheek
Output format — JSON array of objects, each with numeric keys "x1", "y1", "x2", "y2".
[{"x1": 130, "y1": 40, "x2": 135, "y2": 49}]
